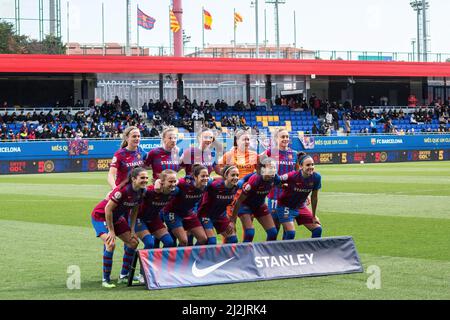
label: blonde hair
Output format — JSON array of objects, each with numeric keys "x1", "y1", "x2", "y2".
[
  {"x1": 159, "y1": 169, "x2": 177, "y2": 182},
  {"x1": 273, "y1": 128, "x2": 289, "y2": 142},
  {"x1": 120, "y1": 126, "x2": 140, "y2": 148},
  {"x1": 161, "y1": 127, "x2": 178, "y2": 139}
]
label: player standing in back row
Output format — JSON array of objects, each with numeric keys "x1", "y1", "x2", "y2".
[
  {"x1": 144, "y1": 127, "x2": 182, "y2": 181},
  {"x1": 260, "y1": 128, "x2": 298, "y2": 239},
  {"x1": 107, "y1": 126, "x2": 147, "y2": 189}
]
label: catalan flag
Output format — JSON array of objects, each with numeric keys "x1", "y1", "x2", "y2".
[
  {"x1": 203, "y1": 9, "x2": 212, "y2": 30},
  {"x1": 137, "y1": 8, "x2": 156, "y2": 30},
  {"x1": 234, "y1": 12, "x2": 243, "y2": 28},
  {"x1": 170, "y1": 9, "x2": 180, "y2": 33}
]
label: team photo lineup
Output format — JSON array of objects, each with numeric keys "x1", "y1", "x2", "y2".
[
  {"x1": 1, "y1": 0, "x2": 450, "y2": 305},
  {"x1": 93, "y1": 125, "x2": 322, "y2": 288}
]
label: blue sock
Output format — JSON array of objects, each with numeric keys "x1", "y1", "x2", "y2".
[
  {"x1": 120, "y1": 246, "x2": 136, "y2": 277},
  {"x1": 153, "y1": 238, "x2": 161, "y2": 248},
  {"x1": 225, "y1": 235, "x2": 238, "y2": 243},
  {"x1": 103, "y1": 248, "x2": 114, "y2": 282},
  {"x1": 169, "y1": 230, "x2": 177, "y2": 246},
  {"x1": 187, "y1": 234, "x2": 195, "y2": 246},
  {"x1": 243, "y1": 228, "x2": 255, "y2": 242},
  {"x1": 284, "y1": 230, "x2": 296, "y2": 240},
  {"x1": 311, "y1": 226, "x2": 322, "y2": 238},
  {"x1": 160, "y1": 233, "x2": 175, "y2": 247},
  {"x1": 207, "y1": 237, "x2": 217, "y2": 245},
  {"x1": 282, "y1": 231, "x2": 287, "y2": 240},
  {"x1": 266, "y1": 227, "x2": 278, "y2": 241},
  {"x1": 142, "y1": 234, "x2": 154, "y2": 249}
]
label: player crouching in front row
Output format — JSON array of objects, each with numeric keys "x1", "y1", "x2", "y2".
[
  {"x1": 197, "y1": 165, "x2": 240, "y2": 244},
  {"x1": 91, "y1": 167, "x2": 148, "y2": 288},
  {"x1": 228, "y1": 158, "x2": 280, "y2": 243},
  {"x1": 276, "y1": 152, "x2": 323, "y2": 240}
]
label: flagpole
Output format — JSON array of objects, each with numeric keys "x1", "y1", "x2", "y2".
[
  {"x1": 293, "y1": 10, "x2": 296, "y2": 49},
  {"x1": 264, "y1": 8, "x2": 267, "y2": 47},
  {"x1": 202, "y1": 7, "x2": 205, "y2": 49},
  {"x1": 233, "y1": 8, "x2": 236, "y2": 50},
  {"x1": 255, "y1": 0, "x2": 259, "y2": 58},
  {"x1": 137, "y1": 4, "x2": 140, "y2": 56},
  {"x1": 169, "y1": 5, "x2": 173, "y2": 55},
  {"x1": 126, "y1": 0, "x2": 131, "y2": 56},
  {"x1": 66, "y1": 1, "x2": 69, "y2": 46},
  {"x1": 102, "y1": 2, "x2": 105, "y2": 55}
]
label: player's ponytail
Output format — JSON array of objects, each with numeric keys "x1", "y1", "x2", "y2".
[
  {"x1": 297, "y1": 151, "x2": 312, "y2": 167},
  {"x1": 234, "y1": 129, "x2": 249, "y2": 148},
  {"x1": 120, "y1": 126, "x2": 139, "y2": 148}
]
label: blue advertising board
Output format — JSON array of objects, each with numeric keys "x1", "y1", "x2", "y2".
[
  {"x1": 1, "y1": 134, "x2": 449, "y2": 174},
  {"x1": 293, "y1": 134, "x2": 450, "y2": 152}
]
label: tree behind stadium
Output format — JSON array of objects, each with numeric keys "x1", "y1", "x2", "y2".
[{"x1": 0, "y1": 20, "x2": 66, "y2": 54}]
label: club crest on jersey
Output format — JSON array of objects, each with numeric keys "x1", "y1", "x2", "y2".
[
  {"x1": 113, "y1": 191, "x2": 122, "y2": 200},
  {"x1": 244, "y1": 184, "x2": 252, "y2": 192}
]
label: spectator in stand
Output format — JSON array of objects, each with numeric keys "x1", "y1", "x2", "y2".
[
  {"x1": 7, "y1": 129, "x2": 15, "y2": 140},
  {"x1": 249, "y1": 99, "x2": 257, "y2": 111},
  {"x1": 384, "y1": 118, "x2": 395, "y2": 134},
  {"x1": 275, "y1": 95, "x2": 282, "y2": 106},
  {"x1": 344, "y1": 114, "x2": 351, "y2": 136},
  {"x1": 141, "y1": 102, "x2": 148, "y2": 114},
  {"x1": 221, "y1": 116, "x2": 230, "y2": 128},
  {"x1": 368, "y1": 117, "x2": 382, "y2": 133}
]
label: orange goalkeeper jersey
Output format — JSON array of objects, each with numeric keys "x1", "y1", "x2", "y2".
[{"x1": 218, "y1": 147, "x2": 258, "y2": 179}]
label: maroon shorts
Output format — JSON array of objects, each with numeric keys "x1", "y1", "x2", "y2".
[
  {"x1": 144, "y1": 215, "x2": 166, "y2": 234},
  {"x1": 295, "y1": 207, "x2": 314, "y2": 225},
  {"x1": 203, "y1": 215, "x2": 232, "y2": 234},
  {"x1": 92, "y1": 216, "x2": 131, "y2": 237},
  {"x1": 182, "y1": 214, "x2": 203, "y2": 231},
  {"x1": 238, "y1": 203, "x2": 270, "y2": 218}
]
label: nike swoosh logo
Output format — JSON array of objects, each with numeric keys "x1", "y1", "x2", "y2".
[{"x1": 191, "y1": 257, "x2": 235, "y2": 278}]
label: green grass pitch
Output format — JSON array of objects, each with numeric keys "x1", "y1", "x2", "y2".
[{"x1": 0, "y1": 161, "x2": 449, "y2": 300}]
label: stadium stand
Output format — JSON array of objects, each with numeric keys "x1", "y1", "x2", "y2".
[{"x1": 1, "y1": 96, "x2": 449, "y2": 141}]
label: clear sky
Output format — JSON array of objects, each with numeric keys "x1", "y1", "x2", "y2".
[{"x1": 1, "y1": 0, "x2": 449, "y2": 54}]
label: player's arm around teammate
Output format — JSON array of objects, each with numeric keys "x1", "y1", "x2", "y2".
[
  {"x1": 297, "y1": 153, "x2": 322, "y2": 237},
  {"x1": 91, "y1": 167, "x2": 148, "y2": 288},
  {"x1": 134, "y1": 170, "x2": 178, "y2": 248},
  {"x1": 162, "y1": 165, "x2": 209, "y2": 246},
  {"x1": 291, "y1": 152, "x2": 323, "y2": 238},
  {"x1": 229, "y1": 158, "x2": 279, "y2": 242},
  {"x1": 198, "y1": 165, "x2": 240, "y2": 244}
]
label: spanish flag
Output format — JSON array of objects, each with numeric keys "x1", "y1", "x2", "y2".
[
  {"x1": 203, "y1": 9, "x2": 212, "y2": 30},
  {"x1": 170, "y1": 10, "x2": 180, "y2": 32},
  {"x1": 234, "y1": 12, "x2": 243, "y2": 28}
]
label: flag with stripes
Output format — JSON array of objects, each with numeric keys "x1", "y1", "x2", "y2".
[
  {"x1": 137, "y1": 8, "x2": 156, "y2": 30},
  {"x1": 234, "y1": 12, "x2": 243, "y2": 29},
  {"x1": 170, "y1": 9, "x2": 180, "y2": 33},
  {"x1": 203, "y1": 9, "x2": 212, "y2": 30}
]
